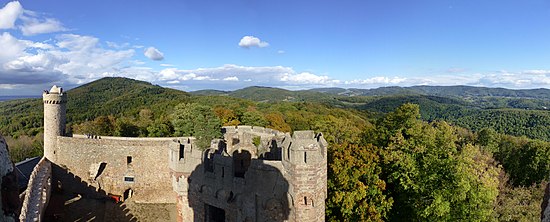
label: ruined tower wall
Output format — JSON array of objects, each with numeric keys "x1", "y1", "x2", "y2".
[
  {"x1": 282, "y1": 131, "x2": 328, "y2": 222},
  {"x1": 43, "y1": 89, "x2": 67, "y2": 163},
  {"x1": 55, "y1": 135, "x2": 181, "y2": 203}
]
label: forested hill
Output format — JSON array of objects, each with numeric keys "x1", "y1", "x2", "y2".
[
  {"x1": 309, "y1": 85, "x2": 550, "y2": 99},
  {"x1": 192, "y1": 86, "x2": 341, "y2": 104},
  {"x1": 0, "y1": 77, "x2": 190, "y2": 137},
  {"x1": 2, "y1": 77, "x2": 550, "y2": 141},
  {"x1": 66, "y1": 77, "x2": 190, "y2": 122}
]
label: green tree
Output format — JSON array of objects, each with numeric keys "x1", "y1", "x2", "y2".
[
  {"x1": 371, "y1": 104, "x2": 500, "y2": 221},
  {"x1": 171, "y1": 103, "x2": 222, "y2": 149},
  {"x1": 265, "y1": 112, "x2": 291, "y2": 132},
  {"x1": 114, "y1": 118, "x2": 140, "y2": 137},
  {"x1": 327, "y1": 142, "x2": 392, "y2": 221},
  {"x1": 241, "y1": 109, "x2": 268, "y2": 126}
]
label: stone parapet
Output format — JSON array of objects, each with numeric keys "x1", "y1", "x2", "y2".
[{"x1": 19, "y1": 157, "x2": 52, "y2": 222}]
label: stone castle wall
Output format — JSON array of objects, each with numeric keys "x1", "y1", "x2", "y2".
[
  {"x1": 19, "y1": 157, "x2": 52, "y2": 221},
  {"x1": 171, "y1": 126, "x2": 328, "y2": 222},
  {"x1": 55, "y1": 135, "x2": 183, "y2": 203},
  {"x1": 30, "y1": 85, "x2": 328, "y2": 221}
]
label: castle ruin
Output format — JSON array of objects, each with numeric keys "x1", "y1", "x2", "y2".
[{"x1": 14, "y1": 85, "x2": 328, "y2": 221}]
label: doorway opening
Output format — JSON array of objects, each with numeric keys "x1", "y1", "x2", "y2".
[{"x1": 205, "y1": 204, "x2": 225, "y2": 222}]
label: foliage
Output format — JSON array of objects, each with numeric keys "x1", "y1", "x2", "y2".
[
  {"x1": 370, "y1": 104, "x2": 500, "y2": 221},
  {"x1": 171, "y1": 103, "x2": 222, "y2": 149},
  {"x1": 327, "y1": 142, "x2": 392, "y2": 221},
  {"x1": 494, "y1": 181, "x2": 546, "y2": 222},
  {"x1": 3, "y1": 77, "x2": 550, "y2": 221},
  {"x1": 493, "y1": 135, "x2": 550, "y2": 186},
  {"x1": 4, "y1": 134, "x2": 43, "y2": 163},
  {"x1": 241, "y1": 109, "x2": 268, "y2": 127}
]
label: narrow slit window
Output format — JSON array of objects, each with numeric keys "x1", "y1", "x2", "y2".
[
  {"x1": 124, "y1": 176, "x2": 134, "y2": 182},
  {"x1": 179, "y1": 144, "x2": 185, "y2": 159},
  {"x1": 304, "y1": 152, "x2": 307, "y2": 163},
  {"x1": 127, "y1": 156, "x2": 132, "y2": 164}
]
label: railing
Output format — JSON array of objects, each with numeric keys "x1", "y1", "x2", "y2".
[{"x1": 19, "y1": 157, "x2": 52, "y2": 222}]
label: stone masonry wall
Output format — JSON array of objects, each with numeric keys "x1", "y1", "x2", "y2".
[
  {"x1": 19, "y1": 157, "x2": 52, "y2": 222},
  {"x1": 55, "y1": 135, "x2": 183, "y2": 203}
]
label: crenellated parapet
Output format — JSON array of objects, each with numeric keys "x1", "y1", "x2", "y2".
[{"x1": 19, "y1": 157, "x2": 52, "y2": 222}]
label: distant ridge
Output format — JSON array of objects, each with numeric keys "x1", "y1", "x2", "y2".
[{"x1": 307, "y1": 85, "x2": 550, "y2": 99}]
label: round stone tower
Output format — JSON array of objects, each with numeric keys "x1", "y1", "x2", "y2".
[{"x1": 43, "y1": 85, "x2": 67, "y2": 163}]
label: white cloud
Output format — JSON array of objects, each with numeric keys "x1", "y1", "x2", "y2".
[
  {"x1": 277, "y1": 50, "x2": 285, "y2": 54},
  {"x1": 345, "y1": 77, "x2": 407, "y2": 85},
  {"x1": 144, "y1": 47, "x2": 164, "y2": 61},
  {"x1": 238, "y1": 36, "x2": 269, "y2": 48},
  {"x1": 106, "y1": 41, "x2": 130, "y2": 49},
  {"x1": 160, "y1": 63, "x2": 174, "y2": 67},
  {"x1": 223, "y1": 76, "x2": 239, "y2": 81},
  {"x1": 152, "y1": 64, "x2": 342, "y2": 89},
  {"x1": 0, "y1": 1, "x2": 66, "y2": 35},
  {"x1": 280, "y1": 72, "x2": 339, "y2": 85},
  {"x1": 0, "y1": 1, "x2": 23, "y2": 29},
  {"x1": 20, "y1": 17, "x2": 66, "y2": 36},
  {"x1": 0, "y1": 33, "x2": 135, "y2": 85},
  {"x1": 0, "y1": 32, "x2": 27, "y2": 62}
]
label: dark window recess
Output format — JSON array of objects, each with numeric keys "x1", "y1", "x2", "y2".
[
  {"x1": 127, "y1": 156, "x2": 132, "y2": 164},
  {"x1": 179, "y1": 144, "x2": 185, "y2": 159},
  {"x1": 124, "y1": 176, "x2": 134, "y2": 182},
  {"x1": 233, "y1": 150, "x2": 251, "y2": 178},
  {"x1": 204, "y1": 152, "x2": 214, "y2": 172},
  {"x1": 304, "y1": 152, "x2": 307, "y2": 163},
  {"x1": 205, "y1": 204, "x2": 225, "y2": 222}
]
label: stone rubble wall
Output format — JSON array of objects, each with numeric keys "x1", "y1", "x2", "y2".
[{"x1": 19, "y1": 157, "x2": 52, "y2": 222}]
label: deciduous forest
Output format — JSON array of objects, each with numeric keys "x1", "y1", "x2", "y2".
[{"x1": 1, "y1": 77, "x2": 549, "y2": 221}]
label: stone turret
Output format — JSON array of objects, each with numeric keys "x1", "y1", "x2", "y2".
[
  {"x1": 282, "y1": 130, "x2": 328, "y2": 222},
  {"x1": 42, "y1": 85, "x2": 67, "y2": 163}
]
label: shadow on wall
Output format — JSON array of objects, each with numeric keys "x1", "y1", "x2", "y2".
[
  {"x1": 44, "y1": 163, "x2": 138, "y2": 222},
  {"x1": 187, "y1": 146, "x2": 290, "y2": 222}
]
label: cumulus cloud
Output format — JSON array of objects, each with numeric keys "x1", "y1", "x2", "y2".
[
  {"x1": 144, "y1": 47, "x2": 164, "y2": 61},
  {"x1": 0, "y1": 1, "x2": 66, "y2": 35},
  {"x1": 0, "y1": 33, "x2": 135, "y2": 85},
  {"x1": 238, "y1": 36, "x2": 269, "y2": 48},
  {"x1": 0, "y1": 1, "x2": 23, "y2": 29},
  {"x1": 151, "y1": 64, "x2": 343, "y2": 90},
  {"x1": 223, "y1": 76, "x2": 239, "y2": 81},
  {"x1": 345, "y1": 77, "x2": 407, "y2": 85},
  {"x1": 20, "y1": 17, "x2": 67, "y2": 36},
  {"x1": 280, "y1": 72, "x2": 339, "y2": 85}
]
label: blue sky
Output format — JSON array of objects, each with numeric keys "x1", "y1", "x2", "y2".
[{"x1": 1, "y1": 0, "x2": 550, "y2": 95}]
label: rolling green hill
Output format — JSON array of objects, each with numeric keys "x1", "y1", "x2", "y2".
[
  {"x1": 0, "y1": 77, "x2": 190, "y2": 137},
  {"x1": 2, "y1": 77, "x2": 549, "y2": 141}
]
